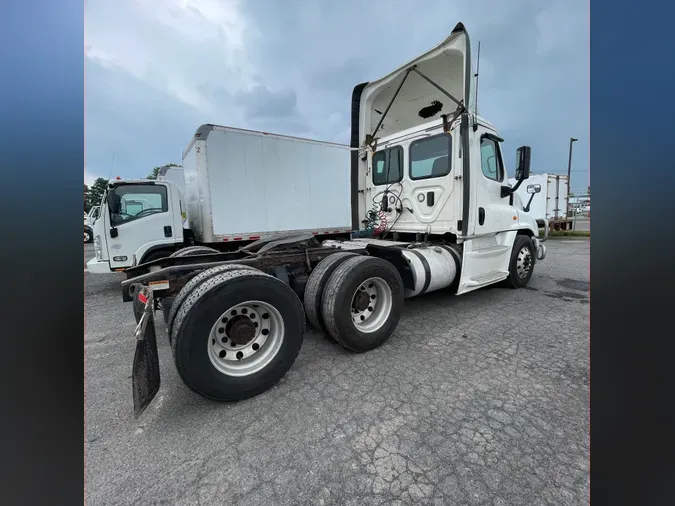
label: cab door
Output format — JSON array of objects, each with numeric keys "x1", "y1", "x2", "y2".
[
  {"x1": 456, "y1": 126, "x2": 518, "y2": 294},
  {"x1": 468, "y1": 127, "x2": 515, "y2": 236},
  {"x1": 105, "y1": 182, "x2": 178, "y2": 270}
]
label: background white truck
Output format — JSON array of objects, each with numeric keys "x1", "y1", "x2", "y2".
[
  {"x1": 87, "y1": 129, "x2": 353, "y2": 274},
  {"x1": 508, "y1": 173, "x2": 570, "y2": 230},
  {"x1": 105, "y1": 22, "x2": 549, "y2": 417},
  {"x1": 84, "y1": 206, "x2": 100, "y2": 243}
]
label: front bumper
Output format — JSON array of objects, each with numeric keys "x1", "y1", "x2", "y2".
[{"x1": 86, "y1": 257, "x2": 112, "y2": 274}]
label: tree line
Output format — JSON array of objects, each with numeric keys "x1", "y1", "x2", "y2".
[{"x1": 84, "y1": 164, "x2": 181, "y2": 211}]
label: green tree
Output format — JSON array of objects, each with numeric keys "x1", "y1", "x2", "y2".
[
  {"x1": 88, "y1": 177, "x2": 109, "y2": 209},
  {"x1": 84, "y1": 184, "x2": 90, "y2": 212},
  {"x1": 148, "y1": 163, "x2": 181, "y2": 180}
]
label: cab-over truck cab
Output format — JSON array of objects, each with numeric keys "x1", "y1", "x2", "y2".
[{"x1": 87, "y1": 179, "x2": 186, "y2": 273}]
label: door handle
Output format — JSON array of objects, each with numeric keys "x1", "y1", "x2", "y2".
[
  {"x1": 426, "y1": 191, "x2": 435, "y2": 207},
  {"x1": 164, "y1": 226, "x2": 172, "y2": 238},
  {"x1": 478, "y1": 207, "x2": 485, "y2": 226}
]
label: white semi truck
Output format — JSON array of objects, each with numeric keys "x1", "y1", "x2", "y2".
[{"x1": 110, "y1": 23, "x2": 549, "y2": 417}]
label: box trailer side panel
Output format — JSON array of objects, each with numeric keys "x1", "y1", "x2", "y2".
[
  {"x1": 205, "y1": 129, "x2": 352, "y2": 237},
  {"x1": 556, "y1": 174, "x2": 569, "y2": 220},
  {"x1": 545, "y1": 174, "x2": 569, "y2": 220},
  {"x1": 509, "y1": 173, "x2": 549, "y2": 223}
]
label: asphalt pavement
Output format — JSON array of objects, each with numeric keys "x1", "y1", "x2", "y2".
[
  {"x1": 85, "y1": 243, "x2": 95, "y2": 268},
  {"x1": 85, "y1": 240, "x2": 589, "y2": 505}
]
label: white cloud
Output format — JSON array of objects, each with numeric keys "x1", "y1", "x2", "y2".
[
  {"x1": 86, "y1": 0, "x2": 257, "y2": 114},
  {"x1": 85, "y1": 0, "x2": 589, "y2": 191}
]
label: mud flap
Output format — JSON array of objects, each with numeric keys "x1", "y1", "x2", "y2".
[{"x1": 132, "y1": 289, "x2": 160, "y2": 418}]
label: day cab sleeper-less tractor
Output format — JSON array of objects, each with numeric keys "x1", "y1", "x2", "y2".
[{"x1": 113, "y1": 23, "x2": 549, "y2": 417}]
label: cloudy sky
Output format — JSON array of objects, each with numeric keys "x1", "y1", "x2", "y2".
[{"x1": 85, "y1": 0, "x2": 589, "y2": 193}]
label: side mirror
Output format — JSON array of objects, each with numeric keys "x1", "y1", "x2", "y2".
[
  {"x1": 523, "y1": 183, "x2": 541, "y2": 213},
  {"x1": 515, "y1": 146, "x2": 531, "y2": 181}
]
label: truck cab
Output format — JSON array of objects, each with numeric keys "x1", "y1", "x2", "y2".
[
  {"x1": 87, "y1": 179, "x2": 186, "y2": 273},
  {"x1": 352, "y1": 22, "x2": 543, "y2": 294}
]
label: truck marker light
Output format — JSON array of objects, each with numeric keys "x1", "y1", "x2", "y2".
[
  {"x1": 513, "y1": 216, "x2": 517, "y2": 220},
  {"x1": 138, "y1": 292, "x2": 148, "y2": 304}
]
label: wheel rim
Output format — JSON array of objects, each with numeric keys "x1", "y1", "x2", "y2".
[
  {"x1": 84, "y1": 231, "x2": 90, "y2": 242},
  {"x1": 516, "y1": 246, "x2": 533, "y2": 279},
  {"x1": 350, "y1": 277, "x2": 393, "y2": 333},
  {"x1": 207, "y1": 300, "x2": 284, "y2": 377}
]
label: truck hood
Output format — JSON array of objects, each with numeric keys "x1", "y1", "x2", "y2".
[{"x1": 356, "y1": 22, "x2": 472, "y2": 145}]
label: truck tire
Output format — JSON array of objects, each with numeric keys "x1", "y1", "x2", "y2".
[
  {"x1": 170, "y1": 246, "x2": 219, "y2": 258},
  {"x1": 321, "y1": 256, "x2": 404, "y2": 353},
  {"x1": 167, "y1": 264, "x2": 259, "y2": 343},
  {"x1": 84, "y1": 227, "x2": 93, "y2": 243},
  {"x1": 505, "y1": 235, "x2": 535, "y2": 288},
  {"x1": 172, "y1": 269, "x2": 305, "y2": 402},
  {"x1": 303, "y1": 252, "x2": 359, "y2": 336}
]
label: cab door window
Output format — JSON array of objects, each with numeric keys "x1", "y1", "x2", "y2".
[
  {"x1": 372, "y1": 146, "x2": 403, "y2": 186},
  {"x1": 110, "y1": 184, "x2": 168, "y2": 226},
  {"x1": 409, "y1": 134, "x2": 452, "y2": 180},
  {"x1": 479, "y1": 136, "x2": 505, "y2": 182}
]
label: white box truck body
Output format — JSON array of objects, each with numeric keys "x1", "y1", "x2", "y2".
[
  {"x1": 87, "y1": 126, "x2": 353, "y2": 273},
  {"x1": 182, "y1": 125, "x2": 352, "y2": 243},
  {"x1": 508, "y1": 173, "x2": 569, "y2": 223}
]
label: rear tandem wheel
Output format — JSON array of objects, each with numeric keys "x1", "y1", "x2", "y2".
[
  {"x1": 320, "y1": 256, "x2": 404, "y2": 352},
  {"x1": 171, "y1": 268, "x2": 305, "y2": 401},
  {"x1": 303, "y1": 251, "x2": 359, "y2": 337}
]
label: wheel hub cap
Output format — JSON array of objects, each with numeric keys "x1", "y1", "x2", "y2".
[
  {"x1": 207, "y1": 301, "x2": 285, "y2": 377},
  {"x1": 350, "y1": 277, "x2": 393, "y2": 334},
  {"x1": 226, "y1": 315, "x2": 256, "y2": 345},
  {"x1": 352, "y1": 290, "x2": 371, "y2": 311},
  {"x1": 516, "y1": 246, "x2": 533, "y2": 279}
]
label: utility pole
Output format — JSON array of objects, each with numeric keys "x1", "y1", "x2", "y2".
[{"x1": 567, "y1": 137, "x2": 578, "y2": 190}]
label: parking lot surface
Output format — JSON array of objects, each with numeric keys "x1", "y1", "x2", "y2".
[{"x1": 85, "y1": 239, "x2": 589, "y2": 505}]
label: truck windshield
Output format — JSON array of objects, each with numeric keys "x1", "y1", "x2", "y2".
[{"x1": 109, "y1": 184, "x2": 168, "y2": 227}]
